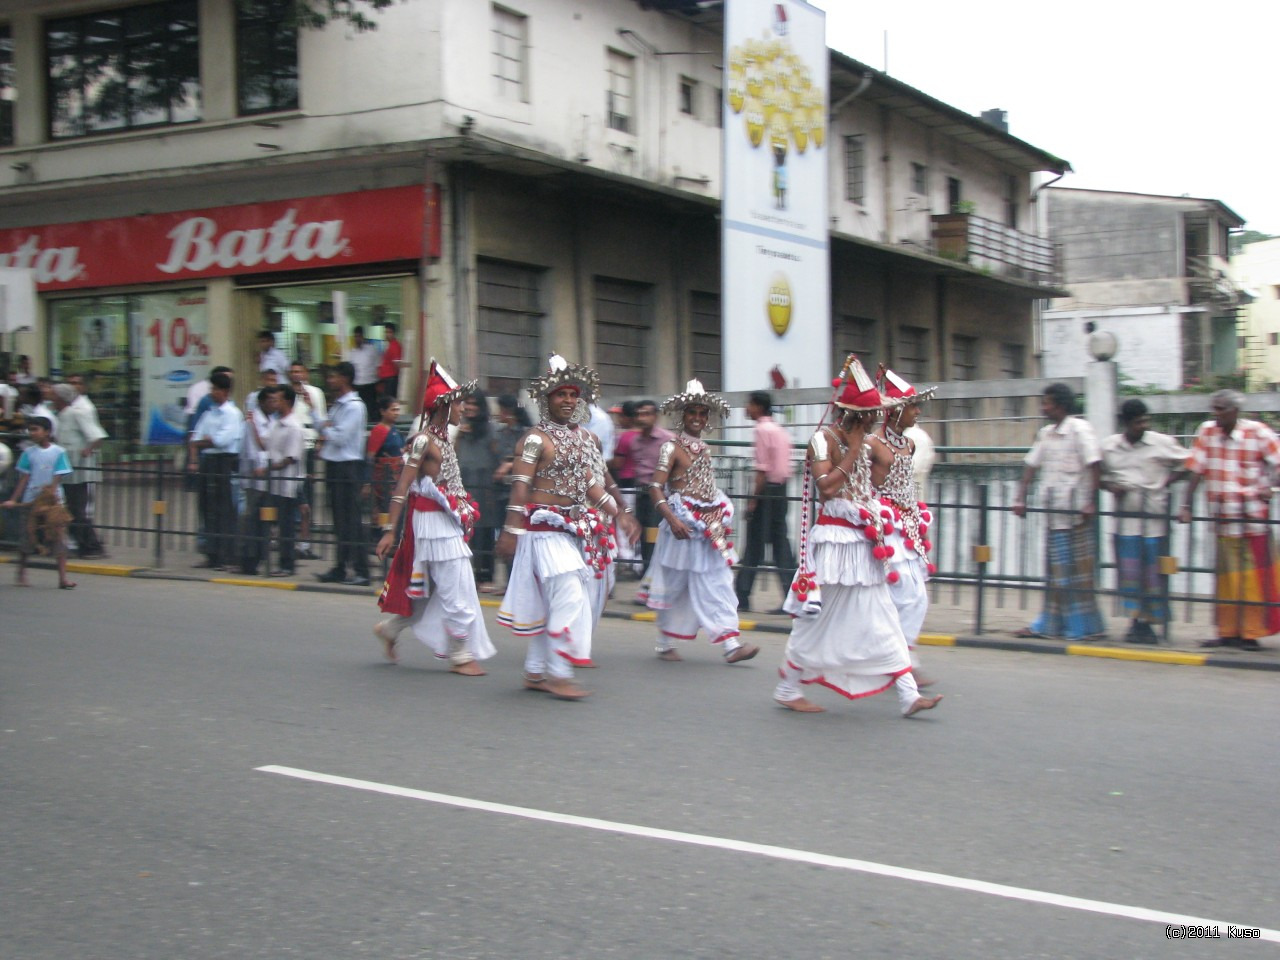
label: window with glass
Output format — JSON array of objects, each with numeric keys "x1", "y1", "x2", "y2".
[
  {"x1": 844, "y1": 135, "x2": 865, "y2": 204},
  {"x1": 594, "y1": 277, "x2": 652, "y2": 397},
  {"x1": 46, "y1": 0, "x2": 201, "y2": 139},
  {"x1": 607, "y1": 49, "x2": 634, "y2": 134},
  {"x1": 690, "y1": 292, "x2": 721, "y2": 392},
  {"x1": 477, "y1": 259, "x2": 543, "y2": 396},
  {"x1": 0, "y1": 24, "x2": 13, "y2": 147},
  {"x1": 1000, "y1": 341, "x2": 1025, "y2": 417},
  {"x1": 911, "y1": 162, "x2": 928, "y2": 196},
  {"x1": 50, "y1": 295, "x2": 140, "y2": 447},
  {"x1": 492, "y1": 5, "x2": 528, "y2": 102},
  {"x1": 679, "y1": 76, "x2": 697, "y2": 117},
  {"x1": 237, "y1": 0, "x2": 299, "y2": 115}
]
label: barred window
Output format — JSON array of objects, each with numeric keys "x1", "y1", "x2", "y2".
[
  {"x1": 237, "y1": 0, "x2": 299, "y2": 115},
  {"x1": 606, "y1": 49, "x2": 634, "y2": 134},
  {"x1": 492, "y1": 5, "x2": 528, "y2": 102},
  {"x1": 833, "y1": 314, "x2": 876, "y2": 363},
  {"x1": 0, "y1": 25, "x2": 13, "y2": 147},
  {"x1": 951, "y1": 334, "x2": 979, "y2": 419},
  {"x1": 679, "y1": 75, "x2": 697, "y2": 117},
  {"x1": 690, "y1": 291, "x2": 721, "y2": 392},
  {"x1": 844, "y1": 135, "x2": 865, "y2": 204},
  {"x1": 595, "y1": 277, "x2": 652, "y2": 396},
  {"x1": 477, "y1": 259, "x2": 544, "y2": 397},
  {"x1": 911, "y1": 162, "x2": 928, "y2": 196},
  {"x1": 46, "y1": 0, "x2": 200, "y2": 139},
  {"x1": 895, "y1": 326, "x2": 928, "y2": 381},
  {"x1": 1000, "y1": 341, "x2": 1026, "y2": 417}
]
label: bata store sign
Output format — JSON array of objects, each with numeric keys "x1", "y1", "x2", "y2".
[{"x1": 0, "y1": 185, "x2": 434, "y2": 292}]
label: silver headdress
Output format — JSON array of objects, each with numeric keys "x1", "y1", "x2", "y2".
[
  {"x1": 528, "y1": 353, "x2": 601, "y2": 422},
  {"x1": 659, "y1": 379, "x2": 731, "y2": 425}
]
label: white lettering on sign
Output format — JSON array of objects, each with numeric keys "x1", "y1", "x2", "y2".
[
  {"x1": 0, "y1": 236, "x2": 85, "y2": 284},
  {"x1": 157, "y1": 209, "x2": 350, "y2": 274}
]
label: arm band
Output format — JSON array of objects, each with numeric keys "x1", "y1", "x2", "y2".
[
  {"x1": 510, "y1": 475, "x2": 531, "y2": 486},
  {"x1": 503, "y1": 525, "x2": 526, "y2": 536},
  {"x1": 506, "y1": 505, "x2": 525, "y2": 513}
]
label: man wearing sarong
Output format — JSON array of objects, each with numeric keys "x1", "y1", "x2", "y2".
[
  {"x1": 496, "y1": 355, "x2": 631, "y2": 701},
  {"x1": 869, "y1": 368, "x2": 937, "y2": 680},
  {"x1": 646, "y1": 380, "x2": 759, "y2": 664},
  {"x1": 773, "y1": 356, "x2": 942, "y2": 717},
  {"x1": 1013, "y1": 382, "x2": 1106, "y2": 641},
  {"x1": 373, "y1": 359, "x2": 495, "y2": 674},
  {"x1": 1178, "y1": 389, "x2": 1280, "y2": 652},
  {"x1": 1101, "y1": 399, "x2": 1187, "y2": 644}
]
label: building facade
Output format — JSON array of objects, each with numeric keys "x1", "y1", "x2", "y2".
[
  {"x1": 1233, "y1": 237, "x2": 1280, "y2": 391},
  {"x1": 1041, "y1": 187, "x2": 1246, "y2": 391},
  {"x1": 0, "y1": 0, "x2": 1068, "y2": 449}
]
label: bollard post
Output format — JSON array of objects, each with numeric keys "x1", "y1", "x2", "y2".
[
  {"x1": 974, "y1": 483, "x2": 990, "y2": 635},
  {"x1": 153, "y1": 456, "x2": 166, "y2": 568}
]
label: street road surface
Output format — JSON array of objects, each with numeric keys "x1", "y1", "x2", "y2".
[{"x1": 3, "y1": 579, "x2": 1276, "y2": 958}]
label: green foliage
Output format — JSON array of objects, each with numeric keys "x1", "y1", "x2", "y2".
[
  {"x1": 1231, "y1": 229, "x2": 1278, "y2": 256},
  {"x1": 248, "y1": 0, "x2": 396, "y2": 32}
]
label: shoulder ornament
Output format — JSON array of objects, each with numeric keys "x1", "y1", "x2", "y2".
[
  {"x1": 655, "y1": 440, "x2": 677, "y2": 475},
  {"x1": 404, "y1": 432, "x2": 432, "y2": 468},
  {"x1": 519, "y1": 431, "x2": 545, "y2": 464}
]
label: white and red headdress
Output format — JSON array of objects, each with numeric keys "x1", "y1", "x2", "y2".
[
  {"x1": 831, "y1": 354, "x2": 892, "y2": 412},
  {"x1": 527, "y1": 353, "x2": 601, "y2": 422},
  {"x1": 420, "y1": 358, "x2": 476, "y2": 416},
  {"x1": 877, "y1": 367, "x2": 937, "y2": 404}
]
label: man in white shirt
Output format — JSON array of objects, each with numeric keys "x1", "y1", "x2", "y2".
[
  {"x1": 239, "y1": 385, "x2": 275, "y2": 575},
  {"x1": 256, "y1": 331, "x2": 291, "y2": 382},
  {"x1": 266, "y1": 385, "x2": 307, "y2": 576},
  {"x1": 316, "y1": 362, "x2": 370, "y2": 585},
  {"x1": 288, "y1": 362, "x2": 327, "y2": 560},
  {"x1": 188, "y1": 371, "x2": 244, "y2": 570},
  {"x1": 345, "y1": 326, "x2": 382, "y2": 422},
  {"x1": 53, "y1": 382, "x2": 109, "y2": 558}
]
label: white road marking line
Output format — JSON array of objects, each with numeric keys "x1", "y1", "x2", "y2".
[{"x1": 257, "y1": 764, "x2": 1278, "y2": 942}]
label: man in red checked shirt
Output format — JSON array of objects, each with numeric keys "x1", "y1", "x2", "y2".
[
  {"x1": 376, "y1": 322, "x2": 407, "y2": 400},
  {"x1": 1179, "y1": 389, "x2": 1280, "y2": 651}
]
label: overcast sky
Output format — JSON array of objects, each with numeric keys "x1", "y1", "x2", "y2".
[{"x1": 810, "y1": 0, "x2": 1278, "y2": 234}]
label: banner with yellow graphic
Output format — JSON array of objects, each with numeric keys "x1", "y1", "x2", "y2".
[{"x1": 722, "y1": 0, "x2": 829, "y2": 391}]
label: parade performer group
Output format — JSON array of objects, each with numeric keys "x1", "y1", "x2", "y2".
[{"x1": 773, "y1": 356, "x2": 943, "y2": 717}]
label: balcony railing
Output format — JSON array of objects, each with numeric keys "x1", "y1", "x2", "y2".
[{"x1": 931, "y1": 213, "x2": 1061, "y2": 287}]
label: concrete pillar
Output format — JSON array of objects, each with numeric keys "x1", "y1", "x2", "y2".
[{"x1": 1085, "y1": 360, "x2": 1117, "y2": 440}]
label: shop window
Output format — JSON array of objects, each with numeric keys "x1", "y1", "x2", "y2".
[
  {"x1": 594, "y1": 277, "x2": 652, "y2": 397},
  {"x1": 237, "y1": 0, "x2": 299, "y2": 115},
  {"x1": 844, "y1": 135, "x2": 865, "y2": 205},
  {"x1": 46, "y1": 0, "x2": 201, "y2": 139},
  {"x1": 690, "y1": 291, "x2": 721, "y2": 392},
  {"x1": 492, "y1": 5, "x2": 528, "y2": 103},
  {"x1": 606, "y1": 49, "x2": 634, "y2": 134},
  {"x1": 0, "y1": 25, "x2": 13, "y2": 147},
  {"x1": 477, "y1": 259, "x2": 543, "y2": 397}
]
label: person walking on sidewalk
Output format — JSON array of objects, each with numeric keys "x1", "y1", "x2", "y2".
[
  {"x1": 735, "y1": 390, "x2": 797, "y2": 614},
  {"x1": 1012, "y1": 382, "x2": 1106, "y2": 641},
  {"x1": 1178, "y1": 389, "x2": 1280, "y2": 652},
  {"x1": 609, "y1": 400, "x2": 672, "y2": 576},
  {"x1": 52, "y1": 382, "x2": 108, "y2": 559},
  {"x1": 869, "y1": 368, "x2": 938, "y2": 680},
  {"x1": 373, "y1": 360, "x2": 495, "y2": 674},
  {"x1": 646, "y1": 380, "x2": 758, "y2": 665},
  {"x1": 496, "y1": 355, "x2": 627, "y2": 701},
  {"x1": 315, "y1": 362, "x2": 370, "y2": 586},
  {"x1": 1102, "y1": 399, "x2": 1187, "y2": 644},
  {"x1": 773, "y1": 356, "x2": 941, "y2": 717}
]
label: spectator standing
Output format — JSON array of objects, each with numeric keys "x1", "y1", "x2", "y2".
[
  {"x1": 256, "y1": 330, "x2": 291, "y2": 382},
  {"x1": 265, "y1": 386, "x2": 306, "y2": 577},
  {"x1": 609, "y1": 399, "x2": 672, "y2": 573},
  {"x1": 15, "y1": 354, "x2": 35, "y2": 385},
  {"x1": 345, "y1": 326, "x2": 382, "y2": 419},
  {"x1": 288, "y1": 362, "x2": 326, "y2": 560},
  {"x1": 52, "y1": 383, "x2": 108, "y2": 558},
  {"x1": 1101, "y1": 399, "x2": 1187, "y2": 644},
  {"x1": 735, "y1": 390, "x2": 797, "y2": 613},
  {"x1": 1178, "y1": 389, "x2": 1280, "y2": 651},
  {"x1": 1, "y1": 416, "x2": 75, "y2": 589},
  {"x1": 187, "y1": 371, "x2": 243, "y2": 570},
  {"x1": 0, "y1": 370, "x2": 18, "y2": 418},
  {"x1": 491, "y1": 394, "x2": 532, "y2": 586},
  {"x1": 18, "y1": 384, "x2": 57, "y2": 443},
  {"x1": 1013, "y1": 383, "x2": 1106, "y2": 641},
  {"x1": 244, "y1": 368, "x2": 279, "y2": 415},
  {"x1": 376, "y1": 322, "x2": 407, "y2": 400},
  {"x1": 455, "y1": 388, "x2": 502, "y2": 591},
  {"x1": 366, "y1": 397, "x2": 405, "y2": 521},
  {"x1": 238, "y1": 386, "x2": 275, "y2": 575},
  {"x1": 316, "y1": 362, "x2": 370, "y2": 585}
]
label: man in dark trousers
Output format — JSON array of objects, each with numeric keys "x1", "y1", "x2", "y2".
[
  {"x1": 316, "y1": 362, "x2": 371, "y2": 585},
  {"x1": 735, "y1": 390, "x2": 797, "y2": 613}
]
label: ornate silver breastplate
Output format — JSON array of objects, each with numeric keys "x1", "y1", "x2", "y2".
[
  {"x1": 429, "y1": 426, "x2": 465, "y2": 497},
  {"x1": 677, "y1": 433, "x2": 717, "y2": 501},
  {"x1": 878, "y1": 444, "x2": 917, "y2": 507},
  {"x1": 537, "y1": 419, "x2": 593, "y2": 503},
  {"x1": 821, "y1": 428, "x2": 874, "y2": 504}
]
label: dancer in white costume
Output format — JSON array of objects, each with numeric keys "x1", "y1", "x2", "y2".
[
  {"x1": 646, "y1": 380, "x2": 759, "y2": 664},
  {"x1": 496, "y1": 355, "x2": 636, "y2": 700},
  {"x1": 374, "y1": 359, "x2": 495, "y2": 674},
  {"x1": 774, "y1": 356, "x2": 943, "y2": 716},
  {"x1": 870, "y1": 367, "x2": 938, "y2": 681}
]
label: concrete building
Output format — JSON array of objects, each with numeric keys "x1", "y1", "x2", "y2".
[
  {"x1": 1041, "y1": 187, "x2": 1246, "y2": 391},
  {"x1": 0, "y1": 0, "x2": 1068, "y2": 449},
  {"x1": 1232, "y1": 237, "x2": 1280, "y2": 391}
]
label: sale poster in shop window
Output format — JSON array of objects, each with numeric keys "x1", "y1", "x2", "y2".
[{"x1": 136, "y1": 291, "x2": 210, "y2": 444}]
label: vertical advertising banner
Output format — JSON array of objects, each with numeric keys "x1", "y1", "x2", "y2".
[
  {"x1": 722, "y1": 0, "x2": 829, "y2": 392},
  {"x1": 136, "y1": 291, "x2": 210, "y2": 444}
]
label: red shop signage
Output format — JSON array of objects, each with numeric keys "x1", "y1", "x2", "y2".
[{"x1": 0, "y1": 185, "x2": 436, "y2": 292}]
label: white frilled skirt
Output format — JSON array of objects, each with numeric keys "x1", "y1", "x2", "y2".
[
  {"x1": 780, "y1": 517, "x2": 912, "y2": 699},
  {"x1": 497, "y1": 531, "x2": 594, "y2": 672},
  {"x1": 405, "y1": 509, "x2": 494, "y2": 662},
  {"x1": 647, "y1": 524, "x2": 740, "y2": 644},
  {"x1": 885, "y1": 528, "x2": 930, "y2": 645}
]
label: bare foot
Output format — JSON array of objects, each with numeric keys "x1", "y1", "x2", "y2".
[
  {"x1": 775, "y1": 697, "x2": 825, "y2": 713},
  {"x1": 542, "y1": 677, "x2": 591, "y2": 700},
  {"x1": 656, "y1": 648, "x2": 683, "y2": 662},
  {"x1": 725, "y1": 644, "x2": 760, "y2": 664},
  {"x1": 912, "y1": 669, "x2": 937, "y2": 688},
  {"x1": 372, "y1": 621, "x2": 398, "y2": 663},
  {"x1": 450, "y1": 660, "x2": 486, "y2": 677},
  {"x1": 523, "y1": 673, "x2": 548, "y2": 692},
  {"x1": 903, "y1": 694, "x2": 944, "y2": 717},
  {"x1": 59, "y1": 581, "x2": 77, "y2": 590}
]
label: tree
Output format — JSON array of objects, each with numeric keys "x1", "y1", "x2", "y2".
[
  {"x1": 288, "y1": 0, "x2": 398, "y2": 32},
  {"x1": 1231, "y1": 229, "x2": 1277, "y2": 257}
]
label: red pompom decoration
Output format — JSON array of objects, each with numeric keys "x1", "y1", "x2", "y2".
[
  {"x1": 859, "y1": 507, "x2": 873, "y2": 522},
  {"x1": 883, "y1": 523, "x2": 894, "y2": 535},
  {"x1": 927, "y1": 563, "x2": 937, "y2": 576},
  {"x1": 797, "y1": 591, "x2": 808, "y2": 602},
  {"x1": 832, "y1": 377, "x2": 842, "y2": 387},
  {"x1": 791, "y1": 581, "x2": 801, "y2": 593},
  {"x1": 886, "y1": 570, "x2": 900, "y2": 584},
  {"x1": 872, "y1": 545, "x2": 888, "y2": 560},
  {"x1": 904, "y1": 539, "x2": 916, "y2": 551},
  {"x1": 923, "y1": 539, "x2": 932, "y2": 551},
  {"x1": 594, "y1": 571, "x2": 604, "y2": 580},
  {"x1": 864, "y1": 527, "x2": 878, "y2": 540},
  {"x1": 917, "y1": 501, "x2": 927, "y2": 510},
  {"x1": 884, "y1": 546, "x2": 894, "y2": 557}
]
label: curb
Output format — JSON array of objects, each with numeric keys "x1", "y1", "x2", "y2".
[{"x1": 9, "y1": 556, "x2": 1278, "y2": 673}]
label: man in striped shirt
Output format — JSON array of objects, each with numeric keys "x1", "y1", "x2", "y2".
[{"x1": 1179, "y1": 389, "x2": 1280, "y2": 651}]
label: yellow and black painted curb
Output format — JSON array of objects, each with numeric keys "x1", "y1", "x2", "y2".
[{"x1": 9, "y1": 556, "x2": 1277, "y2": 673}]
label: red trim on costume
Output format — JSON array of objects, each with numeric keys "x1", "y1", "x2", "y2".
[
  {"x1": 817, "y1": 515, "x2": 861, "y2": 529},
  {"x1": 660, "y1": 629, "x2": 698, "y2": 640},
  {"x1": 712, "y1": 630, "x2": 741, "y2": 645},
  {"x1": 555, "y1": 649, "x2": 594, "y2": 667},
  {"x1": 800, "y1": 666, "x2": 911, "y2": 701},
  {"x1": 412, "y1": 497, "x2": 445, "y2": 513},
  {"x1": 527, "y1": 522, "x2": 573, "y2": 534}
]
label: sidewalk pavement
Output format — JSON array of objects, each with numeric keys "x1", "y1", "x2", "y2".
[{"x1": 5, "y1": 545, "x2": 1277, "y2": 673}]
